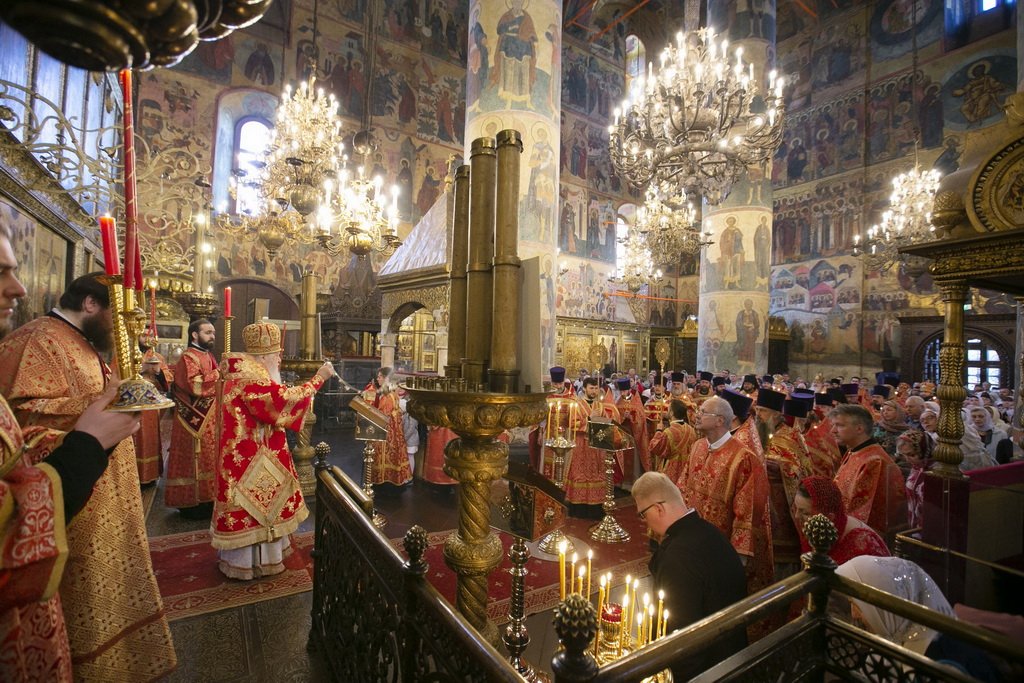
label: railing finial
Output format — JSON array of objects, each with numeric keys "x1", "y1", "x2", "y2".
[{"x1": 552, "y1": 593, "x2": 598, "y2": 682}]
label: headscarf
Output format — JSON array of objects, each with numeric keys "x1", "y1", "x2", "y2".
[
  {"x1": 959, "y1": 425, "x2": 997, "y2": 471},
  {"x1": 896, "y1": 429, "x2": 933, "y2": 469},
  {"x1": 969, "y1": 406, "x2": 994, "y2": 433},
  {"x1": 799, "y1": 475, "x2": 848, "y2": 539},
  {"x1": 835, "y1": 556, "x2": 954, "y2": 655},
  {"x1": 985, "y1": 405, "x2": 1009, "y2": 432},
  {"x1": 877, "y1": 400, "x2": 908, "y2": 434}
]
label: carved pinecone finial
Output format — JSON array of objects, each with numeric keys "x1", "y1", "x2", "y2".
[
  {"x1": 404, "y1": 525, "x2": 429, "y2": 575},
  {"x1": 804, "y1": 513, "x2": 839, "y2": 556},
  {"x1": 554, "y1": 593, "x2": 598, "y2": 655},
  {"x1": 314, "y1": 442, "x2": 331, "y2": 470}
]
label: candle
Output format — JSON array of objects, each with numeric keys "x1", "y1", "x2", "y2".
[
  {"x1": 570, "y1": 553, "x2": 577, "y2": 594},
  {"x1": 149, "y1": 280, "x2": 157, "y2": 333},
  {"x1": 636, "y1": 612, "x2": 644, "y2": 648},
  {"x1": 646, "y1": 604, "x2": 655, "y2": 645},
  {"x1": 661, "y1": 609, "x2": 669, "y2": 639},
  {"x1": 577, "y1": 566, "x2": 585, "y2": 595},
  {"x1": 133, "y1": 240, "x2": 143, "y2": 292},
  {"x1": 656, "y1": 590, "x2": 664, "y2": 641},
  {"x1": 223, "y1": 286, "x2": 232, "y2": 318},
  {"x1": 99, "y1": 216, "x2": 120, "y2": 276},
  {"x1": 586, "y1": 550, "x2": 593, "y2": 598},
  {"x1": 619, "y1": 593, "x2": 629, "y2": 652},
  {"x1": 594, "y1": 582, "x2": 604, "y2": 657},
  {"x1": 558, "y1": 540, "x2": 567, "y2": 600},
  {"x1": 120, "y1": 69, "x2": 138, "y2": 290}
]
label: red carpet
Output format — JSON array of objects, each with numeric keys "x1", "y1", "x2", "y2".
[
  {"x1": 149, "y1": 530, "x2": 314, "y2": 621},
  {"x1": 394, "y1": 512, "x2": 653, "y2": 624}
]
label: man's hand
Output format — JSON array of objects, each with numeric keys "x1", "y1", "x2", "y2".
[
  {"x1": 74, "y1": 382, "x2": 142, "y2": 450},
  {"x1": 316, "y1": 361, "x2": 337, "y2": 382}
]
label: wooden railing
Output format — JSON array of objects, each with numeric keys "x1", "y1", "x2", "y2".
[{"x1": 310, "y1": 460, "x2": 1024, "y2": 682}]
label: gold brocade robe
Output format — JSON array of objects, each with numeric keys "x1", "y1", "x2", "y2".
[
  {"x1": 134, "y1": 349, "x2": 171, "y2": 484},
  {"x1": 764, "y1": 424, "x2": 812, "y2": 565},
  {"x1": 0, "y1": 393, "x2": 72, "y2": 682},
  {"x1": 166, "y1": 346, "x2": 220, "y2": 507},
  {"x1": 212, "y1": 355, "x2": 323, "y2": 549},
  {"x1": 0, "y1": 315, "x2": 175, "y2": 681}
]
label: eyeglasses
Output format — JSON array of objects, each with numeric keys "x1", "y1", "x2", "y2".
[
  {"x1": 697, "y1": 411, "x2": 722, "y2": 418},
  {"x1": 637, "y1": 501, "x2": 665, "y2": 520}
]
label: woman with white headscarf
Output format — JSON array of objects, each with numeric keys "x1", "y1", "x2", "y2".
[
  {"x1": 836, "y1": 556, "x2": 999, "y2": 681},
  {"x1": 969, "y1": 406, "x2": 1006, "y2": 462}
]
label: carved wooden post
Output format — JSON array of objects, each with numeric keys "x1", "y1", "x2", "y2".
[
  {"x1": 800, "y1": 514, "x2": 838, "y2": 618},
  {"x1": 552, "y1": 594, "x2": 598, "y2": 683},
  {"x1": 933, "y1": 281, "x2": 968, "y2": 477}
]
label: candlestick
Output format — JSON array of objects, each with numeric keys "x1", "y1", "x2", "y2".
[
  {"x1": 570, "y1": 553, "x2": 577, "y2": 593},
  {"x1": 646, "y1": 603, "x2": 655, "y2": 645},
  {"x1": 656, "y1": 590, "x2": 664, "y2": 642},
  {"x1": 586, "y1": 550, "x2": 593, "y2": 597},
  {"x1": 99, "y1": 216, "x2": 120, "y2": 276},
  {"x1": 636, "y1": 612, "x2": 644, "y2": 648},
  {"x1": 577, "y1": 566, "x2": 585, "y2": 595},
  {"x1": 660, "y1": 609, "x2": 668, "y2": 639},
  {"x1": 120, "y1": 69, "x2": 139, "y2": 291},
  {"x1": 558, "y1": 540, "x2": 566, "y2": 600},
  {"x1": 223, "y1": 286, "x2": 232, "y2": 318}
]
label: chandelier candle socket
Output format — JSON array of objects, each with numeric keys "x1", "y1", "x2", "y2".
[{"x1": 609, "y1": 27, "x2": 785, "y2": 204}]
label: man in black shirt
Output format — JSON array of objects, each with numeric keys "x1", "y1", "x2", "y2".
[{"x1": 632, "y1": 472, "x2": 748, "y2": 679}]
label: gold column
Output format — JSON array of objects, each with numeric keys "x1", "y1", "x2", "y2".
[
  {"x1": 489, "y1": 130, "x2": 523, "y2": 394},
  {"x1": 463, "y1": 137, "x2": 496, "y2": 387},
  {"x1": 1014, "y1": 297, "x2": 1024, "y2": 431},
  {"x1": 283, "y1": 269, "x2": 322, "y2": 497},
  {"x1": 933, "y1": 281, "x2": 968, "y2": 477},
  {"x1": 446, "y1": 164, "x2": 470, "y2": 379}
]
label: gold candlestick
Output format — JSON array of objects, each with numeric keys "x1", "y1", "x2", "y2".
[{"x1": 224, "y1": 315, "x2": 233, "y2": 354}]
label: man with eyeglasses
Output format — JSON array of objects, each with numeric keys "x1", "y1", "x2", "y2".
[
  {"x1": 632, "y1": 472, "x2": 747, "y2": 680},
  {"x1": 680, "y1": 396, "x2": 774, "y2": 598}
]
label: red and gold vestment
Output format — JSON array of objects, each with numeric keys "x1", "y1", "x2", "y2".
[
  {"x1": 0, "y1": 315, "x2": 175, "y2": 680},
  {"x1": 804, "y1": 416, "x2": 841, "y2": 478},
  {"x1": 732, "y1": 415, "x2": 765, "y2": 463},
  {"x1": 564, "y1": 395, "x2": 620, "y2": 505},
  {"x1": 834, "y1": 441, "x2": 908, "y2": 538},
  {"x1": 212, "y1": 355, "x2": 323, "y2": 550},
  {"x1": 616, "y1": 390, "x2": 650, "y2": 473},
  {"x1": 650, "y1": 420, "x2": 697, "y2": 483},
  {"x1": 371, "y1": 389, "x2": 412, "y2": 486},
  {"x1": 134, "y1": 348, "x2": 171, "y2": 484},
  {"x1": 166, "y1": 345, "x2": 220, "y2": 507},
  {"x1": 681, "y1": 434, "x2": 774, "y2": 595},
  {"x1": 0, "y1": 393, "x2": 71, "y2": 682},
  {"x1": 643, "y1": 394, "x2": 669, "y2": 441},
  {"x1": 764, "y1": 424, "x2": 812, "y2": 566}
]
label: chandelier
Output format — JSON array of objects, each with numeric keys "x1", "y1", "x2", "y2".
[
  {"x1": 635, "y1": 186, "x2": 713, "y2": 268},
  {"x1": 609, "y1": 27, "x2": 785, "y2": 204},
  {"x1": 855, "y1": 165, "x2": 940, "y2": 271},
  {"x1": 609, "y1": 232, "x2": 663, "y2": 293},
  {"x1": 316, "y1": 160, "x2": 401, "y2": 258}
]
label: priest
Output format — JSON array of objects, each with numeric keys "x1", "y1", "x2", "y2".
[{"x1": 212, "y1": 321, "x2": 336, "y2": 580}]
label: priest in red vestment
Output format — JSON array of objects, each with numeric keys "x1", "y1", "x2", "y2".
[
  {"x1": 642, "y1": 372, "x2": 670, "y2": 442},
  {"x1": 166, "y1": 318, "x2": 220, "y2": 516},
  {"x1": 681, "y1": 396, "x2": 774, "y2": 596},
  {"x1": 668, "y1": 371, "x2": 697, "y2": 424},
  {"x1": 564, "y1": 377, "x2": 620, "y2": 505},
  {"x1": 368, "y1": 367, "x2": 412, "y2": 486},
  {"x1": 529, "y1": 367, "x2": 576, "y2": 477},
  {"x1": 755, "y1": 390, "x2": 813, "y2": 576},
  {"x1": 615, "y1": 377, "x2": 650, "y2": 476},
  {"x1": 135, "y1": 335, "x2": 172, "y2": 484},
  {"x1": 212, "y1": 322, "x2": 335, "y2": 579},
  {"x1": 0, "y1": 272, "x2": 176, "y2": 680},
  {"x1": 831, "y1": 404, "x2": 908, "y2": 539},
  {"x1": 804, "y1": 392, "x2": 842, "y2": 477},
  {"x1": 721, "y1": 388, "x2": 764, "y2": 463},
  {"x1": 650, "y1": 398, "x2": 698, "y2": 482}
]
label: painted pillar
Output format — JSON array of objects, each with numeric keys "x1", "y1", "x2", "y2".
[
  {"x1": 464, "y1": 0, "x2": 560, "y2": 383},
  {"x1": 697, "y1": 0, "x2": 776, "y2": 376}
]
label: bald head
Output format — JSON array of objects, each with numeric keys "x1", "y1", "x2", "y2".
[
  {"x1": 905, "y1": 395, "x2": 925, "y2": 419},
  {"x1": 632, "y1": 472, "x2": 688, "y2": 537}
]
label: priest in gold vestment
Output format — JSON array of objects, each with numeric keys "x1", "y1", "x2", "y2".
[
  {"x1": 0, "y1": 273, "x2": 176, "y2": 681},
  {"x1": 212, "y1": 322, "x2": 335, "y2": 579}
]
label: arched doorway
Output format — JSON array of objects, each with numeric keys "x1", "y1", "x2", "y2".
[{"x1": 387, "y1": 303, "x2": 437, "y2": 374}]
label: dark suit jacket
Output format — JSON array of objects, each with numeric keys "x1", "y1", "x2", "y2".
[{"x1": 650, "y1": 511, "x2": 749, "y2": 679}]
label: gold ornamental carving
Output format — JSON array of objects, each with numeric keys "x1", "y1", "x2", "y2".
[
  {"x1": 654, "y1": 339, "x2": 670, "y2": 371},
  {"x1": 768, "y1": 316, "x2": 791, "y2": 341},
  {"x1": 382, "y1": 284, "x2": 450, "y2": 321},
  {"x1": 967, "y1": 135, "x2": 1024, "y2": 234},
  {"x1": 927, "y1": 244, "x2": 1024, "y2": 280},
  {"x1": 588, "y1": 343, "x2": 607, "y2": 373}
]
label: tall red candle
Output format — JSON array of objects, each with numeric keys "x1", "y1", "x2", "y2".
[
  {"x1": 120, "y1": 68, "x2": 139, "y2": 290},
  {"x1": 99, "y1": 216, "x2": 121, "y2": 276},
  {"x1": 223, "y1": 286, "x2": 232, "y2": 318}
]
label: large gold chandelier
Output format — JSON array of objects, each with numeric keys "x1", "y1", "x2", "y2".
[
  {"x1": 609, "y1": 27, "x2": 785, "y2": 204},
  {"x1": 635, "y1": 186, "x2": 713, "y2": 268},
  {"x1": 855, "y1": 165, "x2": 940, "y2": 271},
  {"x1": 609, "y1": 232, "x2": 663, "y2": 293},
  {"x1": 316, "y1": 159, "x2": 401, "y2": 258}
]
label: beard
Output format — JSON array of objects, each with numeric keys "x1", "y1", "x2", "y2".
[
  {"x1": 82, "y1": 311, "x2": 114, "y2": 353},
  {"x1": 199, "y1": 338, "x2": 216, "y2": 351}
]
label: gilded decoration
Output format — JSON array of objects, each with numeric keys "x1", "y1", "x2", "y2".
[
  {"x1": 924, "y1": 239, "x2": 1024, "y2": 280},
  {"x1": 768, "y1": 316, "x2": 791, "y2": 340},
  {"x1": 967, "y1": 134, "x2": 1024, "y2": 233},
  {"x1": 382, "y1": 284, "x2": 450, "y2": 322}
]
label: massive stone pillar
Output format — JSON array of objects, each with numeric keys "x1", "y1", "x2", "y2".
[
  {"x1": 464, "y1": 0, "x2": 560, "y2": 384},
  {"x1": 697, "y1": 0, "x2": 776, "y2": 376}
]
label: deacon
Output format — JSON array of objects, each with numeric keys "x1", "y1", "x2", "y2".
[
  {"x1": 614, "y1": 376, "x2": 651, "y2": 477},
  {"x1": 564, "y1": 376, "x2": 620, "y2": 507},
  {"x1": 650, "y1": 398, "x2": 698, "y2": 481},
  {"x1": 643, "y1": 371, "x2": 670, "y2": 441},
  {"x1": 0, "y1": 272, "x2": 176, "y2": 679},
  {"x1": 212, "y1": 322, "x2": 336, "y2": 579},
  {"x1": 681, "y1": 396, "x2": 774, "y2": 597},
  {"x1": 166, "y1": 318, "x2": 220, "y2": 517}
]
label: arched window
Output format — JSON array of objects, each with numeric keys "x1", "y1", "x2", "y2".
[
  {"x1": 233, "y1": 117, "x2": 272, "y2": 215},
  {"x1": 210, "y1": 89, "x2": 279, "y2": 215},
  {"x1": 615, "y1": 204, "x2": 636, "y2": 277},
  {"x1": 624, "y1": 34, "x2": 646, "y2": 99},
  {"x1": 922, "y1": 336, "x2": 1003, "y2": 388}
]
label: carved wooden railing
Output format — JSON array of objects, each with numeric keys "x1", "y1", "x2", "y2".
[{"x1": 308, "y1": 460, "x2": 523, "y2": 681}]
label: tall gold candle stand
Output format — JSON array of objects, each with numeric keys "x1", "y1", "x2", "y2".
[
  {"x1": 361, "y1": 440, "x2": 386, "y2": 529},
  {"x1": 404, "y1": 382, "x2": 547, "y2": 644},
  {"x1": 537, "y1": 436, "x2": 575, "y2": 555},
  {"x1": 100, "y1": 275, "x2": 174, "y2": 411},
  {"x1": 504, "y1": 535, "x2": 549, "y2": 682},
  {"x1": 590, "y1": 448, "x2": 631, "y2": 543},
  {"x1": 282, "y1": 270, "x2": 322, "y2": 498},
  {"x1": 223, "y1": 315, "x2": 232, "y2": 353}
]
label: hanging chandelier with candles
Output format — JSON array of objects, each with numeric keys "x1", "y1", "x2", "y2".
[
  {"x1": 609, "y1": 232, "x2": 663, "y2": 293},
  {"x1": 634, "y1": 186, "x2": 713, "y2": 268},
  {"x1": 316, "y1": 154, "x2": 402, "y2": 258},
  {"x1": 854, "y1": 165, "x2": 941, "y2": 271},
  {"x1": 609, "y1": 27, "x2": 785, "y2": 205}
]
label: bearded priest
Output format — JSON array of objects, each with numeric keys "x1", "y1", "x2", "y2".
[{"x1": 212, "y1": 321, "x2": 336, "y2": 580}]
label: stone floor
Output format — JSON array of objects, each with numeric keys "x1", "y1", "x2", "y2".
[{"x1": 149, "y1": 422, "x2": 644, "y2": 681}]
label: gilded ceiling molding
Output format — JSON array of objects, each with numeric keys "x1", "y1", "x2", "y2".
[{"x1": 382, "y1": 283, "x2": 450, "y2": 321}]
